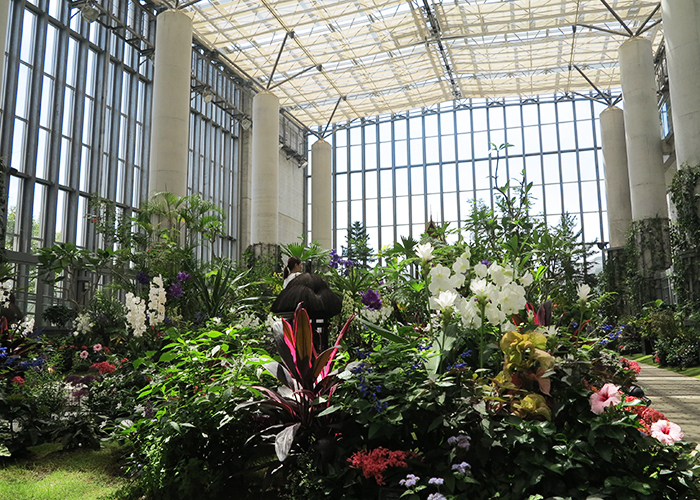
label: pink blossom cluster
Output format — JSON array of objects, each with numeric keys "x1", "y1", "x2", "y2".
[{"x1": 590, "y1": 385, "x2": 683, "y2": 445}]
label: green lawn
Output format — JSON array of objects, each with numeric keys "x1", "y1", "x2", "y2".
[
  {"x1": 629, "y1": 353, "x2": 700, "y2": 379},
  {"x1": 0, "y1": 442, "x2": 128, "y2": 500}
]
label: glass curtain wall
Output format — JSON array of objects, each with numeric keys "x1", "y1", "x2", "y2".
[
  {"x1": 1, "y1": 0, "x2": 155, "y2": 321},
  {"x1": 310, "y1": 94, "x2": 609, "y2": 267},
  {"x1": 0, "y1": 0, "x2": 257, "y2": 323},
  {"x1": 189, "y1": 44, "x2": 250, "y2": 263}
]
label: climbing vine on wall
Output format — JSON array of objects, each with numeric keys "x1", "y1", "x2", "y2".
[
  {"x1": 669, "y1": 165, "x2": 700, "y2": 316},
  {"x1": 624, "y1": 217, "x2": 671, "y2": 313}
]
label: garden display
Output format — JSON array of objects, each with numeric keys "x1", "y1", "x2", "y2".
[{"x1": 1, "y1": 192, "x2": 699, "y2": 500}]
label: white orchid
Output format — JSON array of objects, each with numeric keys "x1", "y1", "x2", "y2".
[
  {"x1": 489, "y1": 264, "x2": 513, "y2": 287},
  {"x1": 148, "y1": 275, "x2": 167, "y2": 325},
  {"x1": 499, "y1": 282, "x2": 527, "y2": 315},
  {"x1": 415, "y1": 242, "x2": 434, "y2": 262},
  {"x1": 125, "y1": 292, "x2": 147, "y2": 337}
]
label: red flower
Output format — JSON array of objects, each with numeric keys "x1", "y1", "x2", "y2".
[
  {"x1": 12, "y1": 376, "x2": 24, "y2": 386},
  {"x1": 348, "y1": 448, "x2": 417, "y2": 485},
  {"x1": 90, "y1": 361, "x2": 117, "y2": 374},
  {"x1": 625, "y1": 396, "x2": 666, "y2": 434}
]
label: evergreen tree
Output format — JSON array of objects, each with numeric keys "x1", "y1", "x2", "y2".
[{"x1": 342, "y1": 221, "x2": 374, "y2": 269}]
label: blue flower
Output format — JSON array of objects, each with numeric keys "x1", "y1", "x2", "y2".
[
  {"x1": 428, "y1": 477, "x2": 444, "y2": 485},
  {"x1": 136, "y1": 271, "x2": 150, "y2": 285}
]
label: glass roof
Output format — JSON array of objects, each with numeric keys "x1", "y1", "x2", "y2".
[{"x1": 180, "y1": 0, "x2": 663, "y2": 127}]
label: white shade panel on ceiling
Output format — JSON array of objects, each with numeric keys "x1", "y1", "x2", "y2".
[{"x1": 178, "y1": 0, "x2": 662, "y2": 127}]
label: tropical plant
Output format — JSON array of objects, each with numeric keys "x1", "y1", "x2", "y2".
[{"x1": 243, "y1": 307, "x2": 353, "y2": 462}]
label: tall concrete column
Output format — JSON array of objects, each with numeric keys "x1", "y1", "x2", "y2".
[
  {"x1": 661, "y1": 0, "x2": 700, "y2": 168},
  {"x1": 618, "y1": 37, "x2": 668, "y2": 220},
  {"x1": 250, "y1": 91, "x2": 279, "y2": 245},
  {"x1": 311, "y1": 139, "x2": 332, "y2": 249},
  {"x1": 148, "y1": 10, "x2": 192, "y2": 198},
  {"x1": 600, "y1": 106, "x2": 632, "y2": 248}
]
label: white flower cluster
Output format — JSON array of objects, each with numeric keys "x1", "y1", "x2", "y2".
[
  {"x1": 264, "y1": 313, "x2": 279, "y2": 330},
  {"x1": 148, "y1": 275, "x2": 166, "y2": 326},
  {"x1": 234, "y1": 312, "x2": 261, "y2": 330},
  {"x1": 72, "y1": 313, "x2": 94, "y2": 337},
  {"x1": 125, "y1": 275, "x2": 168, "y2": 337},
  {"x1": 17, "y1": 316, "x2": 34, "y2": 336},
  {"x1": 0, "y1": 280, "x2": 12, "y2": 309},
  {"x1": 428, "y1": 251, "x2": 532, "y2": 332},
  {"x1": 360, "y1": 304, "x2": 393, "y2": 325},
  {"x1": 125, "y1": 292, "x2": 147, "y2": 337}
]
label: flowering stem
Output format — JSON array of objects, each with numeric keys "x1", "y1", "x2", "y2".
[{"x1": 479, "y1": 302, "x2": 486, "y2": 369}]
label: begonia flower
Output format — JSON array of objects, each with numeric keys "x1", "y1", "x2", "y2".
[{"x1": 590, "y1": 383, "x2": 621, "y2": 414}]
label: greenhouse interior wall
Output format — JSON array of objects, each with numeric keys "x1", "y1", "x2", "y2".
[{"x1": 0, "y1": 0, "x2": 677, "y2": 326}]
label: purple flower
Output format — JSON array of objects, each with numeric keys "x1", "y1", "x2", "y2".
[
  {"x1": 361, "y1": 289, "x2": 383, "y2": 311},
  {"x1": 451, "y1": 462, "x2": 471, "y2": 475},
  {"x1": 168, "y1": 282, "x2": 183, "y2": 298},
  {"x1": 480, "y1": 259, "x2": 492, "y2": 267},
  {"x1": 399, "y1": 474, "x2": 420, "y2": 488},
  {"x1": 136, "y1": 271, "x2": 150, "y2": 285},
  {"x1": 448, "y1": 434, "x2": 471, "y2": 450},
  {"x1": 427, "y1": 494, "x2": 446, "y2": 500},
  {"x1": 329, "y1": 249, "x2": 342, "y2": 269},
  {"x1": 177, "y1": 272, "x2": 190, "y2": 282},
  {"x1": 428, "y1": 477, "x2": 444, "y2": 485}
]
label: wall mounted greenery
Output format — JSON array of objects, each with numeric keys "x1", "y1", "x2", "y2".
[{"x1": 669, "y1": 165, "x2": 700, "y2": 317}]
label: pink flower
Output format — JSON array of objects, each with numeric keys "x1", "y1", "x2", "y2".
[
  {"x1": 651, "y1": 420, "x2": 683, "y2": 445},
  {"x1": 93, "y1": 343, "x2": 102, "y2": 352},
  {"x1": 590, "y1": 383, "x2": 622, "y2": 414},
  {"x1": 79, "y1": 350, "x2": 89, "y2": 359}
]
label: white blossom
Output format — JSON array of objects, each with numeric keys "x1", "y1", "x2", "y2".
[
  {"x1": 577, "y1": 283, "x2": 591, "y2": 303},
  {"x1": 519, "y1": 271, "x2": 534, "y2": 287},
  {"x1": 485, "y1": 302, "x2": 506, "y2": 326},
  {"x1": 452, "y1": 252, "x2": 471, "y2": 274},
  {"x1": 126, "y1": 292, "x2": 147, "y2": 337},
  {"x1": 473, "y1": 263, "x2": 488, "y2": 278},
  {"x1": 148, "y1": 275, "x2": 167, "y2": 326},
  {"x1": 18, "y1": 317, "x2": 34, "y2": 336},
  {"x1": 431, "y1": 290, "x2": 459, "y2": 311},
  {"x1": 415, "y1": 242, "x2": 434, "y2": 262},
  {"x1": 0, "y1": 280, "x2": 12, "y2": 309},
  {"x1": 458, "y1": 298, "x2": 482, "y2": 329},
  {"x1": 499, "y1": 283, "x2": 527, "y2": 315},
  {"x1": 234, "y1": 312, "x2": 261, "y2": 329},
  {"x1": 72, "y1": 313, "x2": 94, "y2": 336},
  {"x1": 489, "y1": 264, "x2": 512, "y2": 287}
]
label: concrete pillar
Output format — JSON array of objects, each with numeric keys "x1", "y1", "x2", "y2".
[
  {"x1": 661, "y1": 0, "x2": 700, "y2": 168},
  {"x1": 618, "y1": 37, "x2": 668, "y2": 220},
  {"x1": 148, "y1": 10, "x2": 192, "y2": 198},
  {"x1": 0, "y1": 0, "x2": 10, "y2": 98},
  {"x1": 600, "y1": 106, "x2": 632, "y2": 248},
  {"x1": 250, "y1": 91, "x2": 279, "y2": 244},
  {"x1": 311, "y1": 139, "x2": 332, "y2": 249}
]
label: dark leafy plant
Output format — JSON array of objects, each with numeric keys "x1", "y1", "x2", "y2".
[{"x1": 245, "y1": 307, "x2": 353, "y2": 462}]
